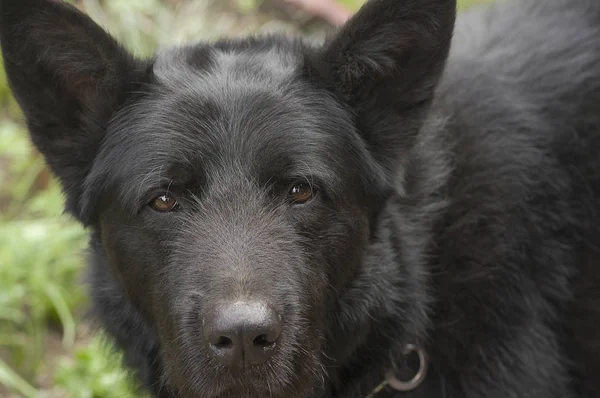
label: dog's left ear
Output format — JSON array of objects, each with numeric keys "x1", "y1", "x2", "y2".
[{"x1": 309, "y1": 0, "x2": 456, "y2": 174}]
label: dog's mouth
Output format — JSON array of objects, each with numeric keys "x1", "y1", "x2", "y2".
[
  {"x1": 159, "y1": 308, "x2": 325, "y2": 398},
  {"x1": 164, "y1": 346, "x2": 324, "y2": 398},
  {"x1": 205, "y1": 373, "x2": 302, "y2": 398}
]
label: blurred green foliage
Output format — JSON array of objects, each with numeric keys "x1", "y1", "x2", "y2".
[
  {"x1": 53, "y1": 337, "x2": 147, "y2": 398},
  {"x1": 0, "y1": 0, "x2": 489, "y2": 396}
]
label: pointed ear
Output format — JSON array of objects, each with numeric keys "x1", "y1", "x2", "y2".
[
  {"x1": 0, "y1": 0, "x2": 143, "y2": 221},
  {"x1": 308, "y1": 0, "x2": 456, "y2": 173}
]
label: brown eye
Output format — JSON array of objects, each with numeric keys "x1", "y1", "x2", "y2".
[
  {"x1": 150, "y1": 194, "x2": 179, "y2": 212},
  {"x1": 289, "y1": 183, "x2": 314, "y2": 204}
]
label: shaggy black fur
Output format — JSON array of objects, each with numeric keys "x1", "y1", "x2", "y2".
[{"x1": 1, "y1": 0, "x2": 600, "y2": 396}]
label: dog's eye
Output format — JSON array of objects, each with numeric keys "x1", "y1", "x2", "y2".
[
  {"x1": 289, "y1": 183, "x2": 314, "y2": 204},
  {"x1": 150, "y1": 194, "x2": 179, "y2": 212}
]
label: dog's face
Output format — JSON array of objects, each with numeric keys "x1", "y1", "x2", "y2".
[
  {"x1": 0, "y1": 0, "x2": 455, "y2": 396},
  {"x1": 92, "y1": 43, "x2": 377, "y2": 396}
]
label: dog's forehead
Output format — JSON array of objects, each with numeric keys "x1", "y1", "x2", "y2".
[
  {"x1": 152, "y1": 40, "x2": 301, "y2": 90},
  {"x1": 143, "y1": 42, "x2": 335, "y2": 164}
]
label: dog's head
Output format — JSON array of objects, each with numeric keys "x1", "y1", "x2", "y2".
[{"x1": 0, "y1": 0, "x2": 455, "y2": 396}]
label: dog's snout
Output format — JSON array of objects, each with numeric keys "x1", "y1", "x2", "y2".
[{"x1": 204, "y1": 301, "x2": 282, "y2": 367}]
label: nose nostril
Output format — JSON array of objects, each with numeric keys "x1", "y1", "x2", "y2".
[
  {"x1": 214, "y1": 336, "x2": 233, "y2": 349},
  {"x1": 204, "y1": 301, "x2": 282, "y2": 366},
  {"x1": 253, "y1": 333, "x2": 276, "y2": 348}
]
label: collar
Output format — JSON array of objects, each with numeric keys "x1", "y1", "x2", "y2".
[{"x1": 366, "y1": 345, "x2": 447, "y2": 398}]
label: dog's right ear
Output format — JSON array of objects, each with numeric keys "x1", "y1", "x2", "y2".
[
  {"x1": 0, "y1": 0, "x2": 143, "y2": 222},
  {"x1": 308, "y1": 0, "x2": 456, "y2": 178}
]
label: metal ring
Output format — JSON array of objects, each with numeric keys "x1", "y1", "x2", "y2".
[{"x1": 385, "y1": 344, "x2": 429, "y2": 392}]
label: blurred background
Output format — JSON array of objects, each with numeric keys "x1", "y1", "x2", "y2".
[{"x1": 0, "y1": 0, "x2": 489, "y2": 396}]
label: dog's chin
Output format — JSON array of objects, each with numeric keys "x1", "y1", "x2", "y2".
[
  {"x1": 174, "y1": 364, "x2": 322, "y2": 398},
  {"x1": 208, "y1": 376, "x2": 317, "y2": 398}
]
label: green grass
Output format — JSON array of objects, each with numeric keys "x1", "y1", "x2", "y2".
[
  {"x1": 0, "y1": 0, "x2": 489, "y2": 396},
  {"x1": 0, "y1": 120, "x2": 141, "y2": 397}
]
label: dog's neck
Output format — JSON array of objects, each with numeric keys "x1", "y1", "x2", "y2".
[
  {"x1": 323, "y1": 114, "x2": 453, "y2": 397},
  {"x1": 319, "y1": 203, "x2": 431, "y2": 397}
]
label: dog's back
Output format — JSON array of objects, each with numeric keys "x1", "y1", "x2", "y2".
[
  {"x1": 449, "y1": 0, "x2": 600, "y2": 135},
  {"x1": 428, "y1": 0, "x2": 600, "y2": 395}
]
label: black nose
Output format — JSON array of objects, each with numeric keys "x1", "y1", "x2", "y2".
[{"x1": 204, "y1": 301, "x2": 282, "y2": 368}]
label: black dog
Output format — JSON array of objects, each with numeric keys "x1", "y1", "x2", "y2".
[{"x1": 2, "y1": 0, "x2": 600, "y2": 396}]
